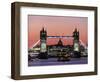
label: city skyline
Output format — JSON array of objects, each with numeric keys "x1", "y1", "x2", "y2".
[{"x1": 28, "y1": 15, "x2": 88, "y2": 48}]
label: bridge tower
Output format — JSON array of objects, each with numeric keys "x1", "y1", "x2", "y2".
[
  {"x1": 73, "y1": 28, "x2": 81, "y2": 58},
  {"x1": 39, "y1": 27, "x2": 48, "y2": 59}
]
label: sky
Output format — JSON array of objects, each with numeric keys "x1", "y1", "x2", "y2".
[{"x1": 28, "y1": 15, "x2": 88, "y2": 48}]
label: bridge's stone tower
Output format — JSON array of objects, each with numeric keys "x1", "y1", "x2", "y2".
[
  {"x1": 39, "y1": 27, "x2": 48, "y2": 59},
  {"x1": 73, "y1": 28, "x2": 81, "y2": 57}
]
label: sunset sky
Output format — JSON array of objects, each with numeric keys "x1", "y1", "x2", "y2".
[{"x1": 28, "y1": 15, "x2": 88, "y2": 48}]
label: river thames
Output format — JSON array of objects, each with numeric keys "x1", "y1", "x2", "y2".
[{"x1": 28, "y1": 57, "x2": 87, "y2": 66}]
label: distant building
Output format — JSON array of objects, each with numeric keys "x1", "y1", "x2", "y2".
[{"x1": 47, "y1": 39, "x2": 73, "y2": 57}]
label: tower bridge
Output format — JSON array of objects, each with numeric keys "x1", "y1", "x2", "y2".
[{"x1": 30, "y1": 27, "x2": 87, "y2": 59}]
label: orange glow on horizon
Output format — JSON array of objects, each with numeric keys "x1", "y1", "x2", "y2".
[{"x1": 28, "y1": 15, "x2": 88, "y2": 48}]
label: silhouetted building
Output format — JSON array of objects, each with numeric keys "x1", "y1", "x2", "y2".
[
  {"x1": 47, "y1": 39, "x2": 72, "y2": 57},
  {"x1": 57, "y1": 38, "x2": 63, "y2": 46}
]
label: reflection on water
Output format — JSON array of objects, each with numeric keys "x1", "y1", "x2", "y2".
[{"x1": 28, "y1": 57, "x2": 87, "y2": 66}]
